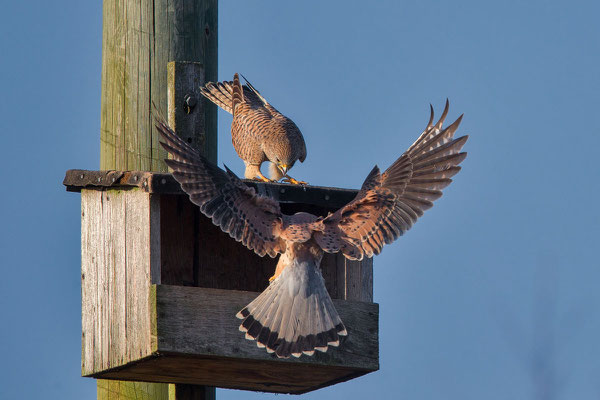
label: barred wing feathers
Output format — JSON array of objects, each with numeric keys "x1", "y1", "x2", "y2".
[
  {"x1": 315, "y1": 102, "x2": 468, "y2": 260},
  {"x1": 156, "y1": 119, "x2": 285, "y2": 257}
]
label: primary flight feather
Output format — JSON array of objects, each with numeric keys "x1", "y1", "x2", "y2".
[{"x1": 156, "y1": 101, "x2": 467, "y2": 358}]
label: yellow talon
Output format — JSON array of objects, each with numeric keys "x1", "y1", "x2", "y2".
[
  {"x1": 253, "y1": 170, "x2": 274, "y2": 182},
  {"x1": 269, "y1": 263, "x2": 286, "y2": 282},
  {"x1": 282, "y1": 176, "x2": 308, "y2": 185}
]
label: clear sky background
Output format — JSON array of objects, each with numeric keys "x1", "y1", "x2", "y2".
[{"x1": 1, "y1": 1, "x2": 599, "y2": 399}]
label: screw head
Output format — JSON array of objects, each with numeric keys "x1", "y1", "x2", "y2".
[{"x1": 184, "y1": 94, "x2": 197, "y2": 114}]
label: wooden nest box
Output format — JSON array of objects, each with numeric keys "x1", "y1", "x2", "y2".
[{"x1": 64, "y1": 170, "x2": 379, "y2": 394}]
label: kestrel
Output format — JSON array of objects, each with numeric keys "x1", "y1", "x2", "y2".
[
  {"x1": 200, "y1": 73, "x2": 307, "y2": 184},
  {"x1": 156, "y1": 101, "x2": 468, "y2": 358}
]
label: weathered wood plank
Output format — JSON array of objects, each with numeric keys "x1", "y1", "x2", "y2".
[
  {"x1": 81, "y1": 190, "x2": 99, "y2": 374},
  {"x1": 100, "y1": 0, "x2": 217, "y2": 172},
  {"x1": 124, "y1": 190, "x2": 155, "y2": 364},
  {"x1": 153, "y1": 285, "x2": 379, "y2": 369},
  {"x1": 194, "y1": 212, "x2": 277, "y2": 293},
  {"x1": 360, "y1": 257, "x2": 374, "y2": 302},
  {"x1": 150, "y1": 195, "x2": 162, "y2": 286},
  {"x1": 97, "y1": 355, "x2": 372, "y2": 395},
  {"x1": 81, "y1": 187, "x2": 378, "y2": 393},
  {"x1": 168, "y1": 62, "x2": 214, "y2": 163},
  {"x1": 97, "y1": 1, "x2": 217, "y2": 398},
  {"x1": 64, "y1": 170, "x2": 359, "y2": 208},
  {"x1": 108, "y1": 190, "x2": 127, "y2": 369},
  {"x1": 81, "y1": 185, "x2": 375, "y2": 368},
  {"x1": 82, "y1": 189, "x2": 157, "y2": 376},
  {"x1": 159, "y1": 195, "x2": 197, "y2": 286},
  {"x1": 97, "y1": 380, "x2": 169, "y2": 400},
  {"x1": 91, "y1": 285, "x2": 379, "y2": 394},
  {"x1": 338, "y1": 257, "x2": 374, "y2": 302}
]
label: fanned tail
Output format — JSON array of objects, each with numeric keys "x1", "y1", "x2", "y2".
[
  {"x1": 200, "y1": 80, "x2": 235, "y2": 114},
  {"x1": 200, "y1": 73, "x2": 266, "y2": 114},
  {"x1": 236, "y1": 260, "x2": 346, "y2": 358}
]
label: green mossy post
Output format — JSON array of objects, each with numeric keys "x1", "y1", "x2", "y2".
[
  {"x1": 100, "y1": 0, "x2": 217, "y2": 171},
  {"x1": 98, "y1": 0, "x2": 217, "y2": 399}
]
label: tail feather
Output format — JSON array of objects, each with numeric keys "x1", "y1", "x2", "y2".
[
  {"x1": 238, "y1": 276, "x2": 281, "y2": 334},
  {"x1": 200, "y1": 73, "x2": 266, "y2": 115},
  {"x1": 236, "y1": 259, "x2": 346, "y2": 358},
  {"x1": 240, "y1": 74, "x2": 268, "y2": 105},
  {"x1": 232, "y1": 73, "x2": 244, "y2": 116},
  {"x1": 200, "y1": 81, "x2": 235, "y2": 114}
]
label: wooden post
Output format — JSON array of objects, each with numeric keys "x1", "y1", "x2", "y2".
[
  {"x1": 100, "y1": 0, "x2": 217, "y2": 171},
  {"x1": 97, "y1": 0, "x2": 217, "y2": 399}
]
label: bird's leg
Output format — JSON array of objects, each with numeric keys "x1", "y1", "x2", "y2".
[
  {"x1": 269, "y1": 162, "x2": 307, "y2": 185},
  {"x1": 255, "y1": 170, "x2": 273, "y2": 182},
  {"x1": 282, "y1": 174, "x2": 308, "y2": 185},
  {"x1": 269, "y1": 257, "x2": 287, "y2": 282},
  {"x1": 245, "y1": 164, "x2": 273, "y2": 182}
]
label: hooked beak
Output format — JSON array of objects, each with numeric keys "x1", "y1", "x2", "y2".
[{"x1": 278, "y1": 164, "x2": 288, "y2": 176}]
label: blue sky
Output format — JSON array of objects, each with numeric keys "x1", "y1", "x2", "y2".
[{"x1": 1, "y1": 1, "x2": 599, "y2": 399}]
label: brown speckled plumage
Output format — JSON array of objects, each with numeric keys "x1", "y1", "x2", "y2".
[
  {"x1": 156, "y1": 100, "x2": 468, "y2": 358},
  {"x1": 201, "y1": 73, "x2": 307, "y2": 182}
]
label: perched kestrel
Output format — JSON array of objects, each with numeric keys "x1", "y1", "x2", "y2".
[
  {"x1": 200, "y1": 73, "x2": 307, "y2": 184},
  {"x1": 156, "y1": 101, "x2": 468, "y2": 358}
]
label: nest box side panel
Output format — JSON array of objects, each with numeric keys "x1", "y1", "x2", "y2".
[
  {"x1": 144, "y1": 284, "x2": 379, "y2": 393},
  {"x1": 321, "y1": 255, "x2": 373, "y2": 302},
  {"x1": 194, "y1": 214, "x2": 278, "y2": 292},
  {"x1": 159, "y1": 194, "x2": 278, "y2": 292},
  {"x1": 81, "y1": 189, "x2": 160, "y2": 376},
  {"x1": 159, "y1": 194, "x2": 197, "y2": 286}
]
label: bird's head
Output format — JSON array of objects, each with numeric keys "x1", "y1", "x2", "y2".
[
  {"x1": 273, "y1": 156, "x2": 298, "y2": 176},
  {"x1": 265, "y1": 143, "x2": 296, "y2": 177}
]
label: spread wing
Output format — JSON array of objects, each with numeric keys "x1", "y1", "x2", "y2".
[
  {"x1": 155, "y1": 119, "x2": 286, "y2": 257},
  {"x1": 314, "y1": 101, "x2": 468, "y2": 260}
]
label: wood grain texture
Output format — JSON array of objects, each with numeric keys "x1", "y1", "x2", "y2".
[
  {"x1": 100, "y1": 0, "x2": 217, "y2": 172},
  {"x1": 97, "y1": 1, "x2": 217, "y2": 397},
  {"x1": 80, "y1": 183, "x2": 375, "y2": 394},
  {"x1": 153, "y1": 285, "x2": 378, "y2": 368},
  {"x1": 313, "y1": 254, "x2": 372, "y2": 302},
  {"x1": 98, "y1": 380, "x2": 169, "y2": 400},
  {"x1": 81, "y1": 188, "x2": 375, "y2": 364},
  {"x1": 168, "y1": 62, "x2": 216, "y2": 164},
  {"x1": 91, "y1": 285, "x2": 379, "y2": 394},
  {"x1": 81, "y1": 189, "x2": 159, "y2": 376}
]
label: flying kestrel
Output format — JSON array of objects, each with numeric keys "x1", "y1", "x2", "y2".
[
  {"x1": 200, "y1": 73, "x2": 307, "y2": 184},
  {"x1": 156, "y1": 101, "x2": 467, "y2": 358}
]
